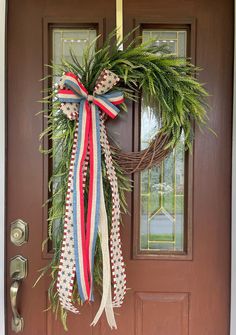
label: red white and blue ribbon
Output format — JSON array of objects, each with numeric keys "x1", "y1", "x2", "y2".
[{"x1": 56, "y1": 70, "x2": 126, "y2": 328}]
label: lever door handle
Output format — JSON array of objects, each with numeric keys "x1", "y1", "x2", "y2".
[
  {"x1": 10, "y1": 280, "x2": 24, "y2": 333},
  {"x1": 10, "y1": 255, "x2": 27, "y2": 333}
]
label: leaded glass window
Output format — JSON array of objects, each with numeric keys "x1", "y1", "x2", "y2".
[
  {"x1": 50, "y1": 28, "x2": 97, "y2": 240},
  {"x1": 140, "y1": 30, "x2": 187, "y2": 252}
]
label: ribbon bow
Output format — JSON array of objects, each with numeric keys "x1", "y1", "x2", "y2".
[{"x1": 56, "y1": 70, "x2": 126, "y2": 328}]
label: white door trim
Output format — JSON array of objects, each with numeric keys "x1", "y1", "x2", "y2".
[
  {"x1": 0, "y1": 0, "x2": 5, "y2": 334},
  {"x1": 0, "y1": 2, "x2": 235, "y2": 335}
]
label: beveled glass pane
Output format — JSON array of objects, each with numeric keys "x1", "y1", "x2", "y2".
[
  {"x1": 140, "y1": 30, "x2": 186, "y2": 252},
  {"x1": 52, "y1": 28, "x2": 97, "y2": 82},
  {"x1": 50, "y1": 28, "x2": 97, "y2": 242}
]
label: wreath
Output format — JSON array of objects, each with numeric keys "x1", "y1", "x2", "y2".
[{"x1": 38, "y1": 30, "x2": 208, "y2": 329}]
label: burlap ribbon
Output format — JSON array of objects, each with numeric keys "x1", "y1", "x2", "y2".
[{"x1": 56, "y1": 70, "x2": 126, "y2": 328}]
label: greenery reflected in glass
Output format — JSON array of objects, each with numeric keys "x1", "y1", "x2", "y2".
[{"x1": 140, "y1": 30, "x2": 186, "y2": 252}]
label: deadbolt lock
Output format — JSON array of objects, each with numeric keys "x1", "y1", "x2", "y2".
[{"x1": 10, "y1": 219, "x2": 28, "y2": 246}]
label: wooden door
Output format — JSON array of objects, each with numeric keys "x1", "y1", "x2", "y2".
[{"x1": 6, "y1": 0, "x2": 233, "y2": 334}]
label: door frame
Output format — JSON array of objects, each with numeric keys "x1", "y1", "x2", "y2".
[
  {"x1": 0, "y1": 1, "x2": 235, "y2": 334},
  {"x1": 230, "y1": 3, "x2": 236, "y2": 333},
  {"x1": 0, "y1": 0, "x2": 5, "y2": 334}
]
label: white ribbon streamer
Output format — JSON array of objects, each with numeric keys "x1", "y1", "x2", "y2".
[{"x1": 91, "y1": 179, "x2": 117, "y2": 329}]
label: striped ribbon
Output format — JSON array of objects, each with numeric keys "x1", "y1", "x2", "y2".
[{"x1": 56, "y1": 71, "x2": 125, "y2": 328}]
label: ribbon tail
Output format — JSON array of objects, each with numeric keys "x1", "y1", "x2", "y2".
[
  {"x1": 105, "y1": 284, "x2": 117, "y2": 329},
  {"x1": 57, "y1": 123, "x2": 79, "y2": 313},
  {"x1": 86, "y1": 104, "x2": 101, "y2": 301},
  {"x1": 73, "y1": 101, "x2": 90, "y2": 302},
  {"x1": 91, "y1": 179, "x2": 117, "y2": 329},
  {"x1": 99, "y1": 113, "x2": 126, "y2": 307}
]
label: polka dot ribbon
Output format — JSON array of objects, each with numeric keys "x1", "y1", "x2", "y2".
[{"x1": 56, "y1": 70, "x2": 126, "y2": 328}]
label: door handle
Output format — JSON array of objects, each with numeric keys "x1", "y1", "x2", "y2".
[
  {"x1": 10, "y1": 281, "x2": 24, "y2": 332},
  {"x1": 10, "y1": 256, "x2": 28, "y2": 333}
]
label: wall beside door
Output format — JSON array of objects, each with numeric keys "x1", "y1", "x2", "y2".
[{"x1": 0, "y1": 0, "x2": 5, "y2": 334}]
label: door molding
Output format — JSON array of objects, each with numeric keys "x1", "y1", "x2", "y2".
[
  {"x1": 230, "y1": 2, "x2": 236, "y2": 333},
  {"x1": 0, "y1": 0, "x2": 5, "y2": 334},
  {"x1": 0, "y1": 1, "x2": 235, "y2": 334}
]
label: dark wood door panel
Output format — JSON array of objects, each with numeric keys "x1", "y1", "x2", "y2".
[
  {"x1": 123, "y1": 0, "x2": 233, "y2": 334},
  {"x1": 6, "y1": 0, "x2": 233, "y2": 334},
  {"x1": 6, "y1": 1, "x2": 116, "y2": 334}
]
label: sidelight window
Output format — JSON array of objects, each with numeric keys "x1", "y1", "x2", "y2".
[{"x1": 138, "y1": 29, "x2": 190, "y2": 256}]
